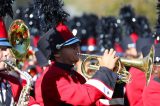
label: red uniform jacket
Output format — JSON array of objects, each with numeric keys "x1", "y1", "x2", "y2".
[
  {"x1": 126, "y1": 67, "x2": 160, "y2": 106},
  {"x1": 0, "y1": 71, "x2": 38, "y2": 106},
  {"x1": 36, "y1": 62, "x2": 117, "y2": 106},
  {"x1": 142, "y1": 76, "x2": 160, "y2": 106},
  {"x1": 125, "y1": 67, "x2": 146, "y2": 106},
  {"x1": 0, "y1": 71, "x2": 22, "y2": 102}
]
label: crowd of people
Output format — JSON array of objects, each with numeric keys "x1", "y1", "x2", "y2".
[{"x1": 0, "y1": 0, "x2": 160, "y2": 106}]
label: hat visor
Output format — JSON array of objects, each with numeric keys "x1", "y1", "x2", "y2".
[
  {"x1": 63, "y1": 37, "x2": 80, "y2": 46},
  {"x1": 0, "y1": 41, "x2": 12, "y2": 48}
]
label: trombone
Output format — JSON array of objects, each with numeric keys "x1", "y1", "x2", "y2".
[{"x1": 79, "y1": 46, "x2": 155, "y2": 85}]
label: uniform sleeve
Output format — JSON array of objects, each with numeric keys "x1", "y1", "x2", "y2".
[
  {"x1": 57, "y1": 67, "x2": 117, "y2": 105},
  {"x1": 86, "y1": 67, "x2": 118, "y2": 100},
  {"x1": 142, "y1": 76, "x2": 160, "y2": 106}
]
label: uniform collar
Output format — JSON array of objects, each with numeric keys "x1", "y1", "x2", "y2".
[{"x1": 55, "y1": 62, "x2": 74, "y2": 71}]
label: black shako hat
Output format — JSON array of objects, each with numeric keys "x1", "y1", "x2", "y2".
[{"x1": 37, "y1": 23, "x2": 80, "y2": 60}]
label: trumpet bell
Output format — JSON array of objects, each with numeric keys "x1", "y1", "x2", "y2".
[
  {"x1": 141, "y1": 45, "x2": 154, "y2": 85},
  {"x1": 8, "y1": 19, "x2": 30, "y2": 60}
]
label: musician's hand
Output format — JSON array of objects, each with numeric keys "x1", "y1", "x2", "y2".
[{"x1": 100, "y1": 48, "x2": 119, "y2": 70}]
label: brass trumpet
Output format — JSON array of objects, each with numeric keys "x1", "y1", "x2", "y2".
[{"x1": 79, "y1": 46, "x2": 155, "y2": 85}]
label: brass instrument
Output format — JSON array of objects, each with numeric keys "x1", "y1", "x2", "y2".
[
  {"x1": 4, "y1": 19, "x2": 32, "y2": 106},
  {"x1": 8, "y1": 19, "x2": 30, "y2": 60},
  {"x1": 80, "y1": 46, "x2": 155, "y2": 85},
  {"x1": 3, "y1": 60, "x2": 32, "y2": 106}
]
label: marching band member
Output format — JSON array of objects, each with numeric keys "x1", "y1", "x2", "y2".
[
  {"x1": 142, "y1": 1, "x2": 160, "y2": 104},
  {"x1": 0, "y1": 1, "x2": 40, "y2": 105},
  {"x1": 0, "y1": 18, "x2": 22, "y2": 105},
  {"x1": 36, "y1": 23, "x2": 119, "y2": 106},
  {"x1": 142, "y1": 44, "x2": 160, "y2": 106},
  {"x1": 34, "y1": 0, "x2": 121, "y2": 105},
  {"x1": 0, "y1": 1, "x2": 22, "y2": 105},
  {"x1": 125, "y1": 37, "x2": 154, "y2": 106}
]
